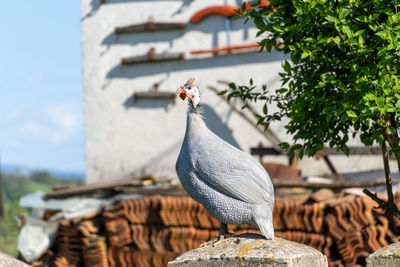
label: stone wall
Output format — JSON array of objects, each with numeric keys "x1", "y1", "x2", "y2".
[{"x1": 168, "y1": 235, "x2": 328, "y2": 267}]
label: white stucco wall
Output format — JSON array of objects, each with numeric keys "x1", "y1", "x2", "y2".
[{"x1": 81, "y1": 0, "x2": 394, "y2": 183}]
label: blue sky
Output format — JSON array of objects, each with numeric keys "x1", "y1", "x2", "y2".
[{"x1": 0, "y1": 1, "x2": 84, "y2": 172}]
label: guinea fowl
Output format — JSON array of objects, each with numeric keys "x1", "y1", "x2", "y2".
[{"x1": 175, "y1": 77, "x2": 275, "y2": 240}]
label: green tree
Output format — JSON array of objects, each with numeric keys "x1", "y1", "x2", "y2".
[{"x1": 223, "y1": 0, "x2": 400, "y2": 217}]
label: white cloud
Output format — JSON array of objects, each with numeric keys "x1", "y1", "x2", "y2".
[
  {"x1": 22, "y1": 122, "x2": 43, "y2": 136},
  {"x1": 20, "y1": 101, "x2": 83, "y2": 143},
  {"x1": 3, "y1": 108, "x2": 24, "y2": 122}
]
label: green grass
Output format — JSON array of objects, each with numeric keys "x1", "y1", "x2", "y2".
[
  {"x1": 0, "y1": 171, "x2": 83, "y2": 256},
  {"x1": 28, "y1": 180, "x2": 53, "y2": 193},
  {"x1": 0, "y1": 202, "x2": 27, "y2": 255}
]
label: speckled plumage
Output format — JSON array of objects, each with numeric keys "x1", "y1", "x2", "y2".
[{"x1": 176, "y1": 104, "x2": 275, "y2": 239}]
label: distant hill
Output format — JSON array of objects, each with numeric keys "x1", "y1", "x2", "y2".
[
  {"x1": 0, "y1": 168, "x2": 84, "y2": 255},
  {"x1": 2, "y1": 163, "x2": 85, "y2": 181}
]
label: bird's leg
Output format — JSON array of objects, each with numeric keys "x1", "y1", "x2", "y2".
[
  {"x1": 200, "y1": 222, "x2": 233, "y2": 247},
  {"x1": 218, "y1": 222, "x2": 233, "y2": 240},
  {"x1": 219, "y1": 222, "x2": 228, "y2": 237}
]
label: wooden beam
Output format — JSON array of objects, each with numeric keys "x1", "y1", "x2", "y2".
[
  {"x1": 251, "y1": 147, "x2": 281, "y2": 156},
  {"x1": 322, "y1": 155, "x2": 345, "y2": 182},
  {"x1": 133, "y1": 91, "x2": 176, "y2": 101},
  {"x1": 114, "y1": 184, "x2": 186, "y2": 196},
  {"x1": 273, "y1": 179, "x2": 393, "y2": 189},
  {"x1": 215, "y1": 80, "x2": 284, "y2": 147},
  {"x1": 122, "y1": 48, "x2": 184, "y2": 65},
  {"x1": 207, "y1": 85, "x2": 284, "y2": 154},
  {"x1": 323, "y1": 147, "x2": 383, "y2": 155},
  {"x1": 252, "y1": 146, "x2": 391, "y2": 156},
  {"x1": 115, "y1": 22, "x2": 185, "y2": 34},
  {"x1": 46, "y1": 175, "x2": 156, "y2": 199}
]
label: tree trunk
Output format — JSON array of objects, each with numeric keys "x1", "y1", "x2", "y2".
[
  {"x1": 382, "y1": 117, "x2": 400, "y2": 172},
  {"x1": 363, "y1": 137, "x2": 400, "y2": 219},
  {"x1": 381, "y1": 140, "x2": 395, "y2": 206}
]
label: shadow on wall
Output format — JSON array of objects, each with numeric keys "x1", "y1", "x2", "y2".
[
  {"x1": 83, "y1": 0, "x2": 192, "y2": 22},
  {"x1": 202, "y1": 104, "x2": 241, "y2": 149},
  {"x1": 82, "y1": 0, "x2": 101, "y2": 21},
  {"x1": 130, "y1": 103, "x2": 241, "y2": 175},
  {"x1": 100, "y1": 16, "x2": 253, "y2": 56},
  {"x1": 124, "y1": 98, "x2": 241, "y2": 148},
  {"x1": 171, "y1": 0, "x2": 199, "y2": 15},
  {"x1": 101, "y1": 31, "x2": 183, "y2": 56},
  {"x1": 123, "y1": 98, "x2": 175, "y2": 111},
  {"x1": 105, "y1": 50, "x2": 284, "y2": 83}
]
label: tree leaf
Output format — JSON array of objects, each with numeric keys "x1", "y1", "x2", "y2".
[
  {"x1": 217, "y1": 90, "x2": 228, "y2": 95},
  {"x1": 300, "y1": 51, "x2": 309, "y2": 59},
  {"x1": 279, "y1": 142, "x2": 290, "y2": 150},
  {"x1": 346, "y1": 110, "x2": 358, "y2": 118},
  {"x1": 342, "y1": 25, "x2": 352, "y2": 37},
  {"x1": 282, "y1": 60, "x2": 291, "y2": 72},
  {"x1": 263, "y1": 104, "x2": 268, "y2": 114}
]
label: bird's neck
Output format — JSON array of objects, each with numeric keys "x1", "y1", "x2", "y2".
[
  {"x1": 188, "y1": 101, "x2": 201, "y2": 112},
  {"x1": 184, "y1": 108, "x2": 209, "y2": 141}
]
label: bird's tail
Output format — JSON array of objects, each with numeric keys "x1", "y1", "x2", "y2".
[{"x1": 253, "y1": 203, "x2": 274, "y2": 239}]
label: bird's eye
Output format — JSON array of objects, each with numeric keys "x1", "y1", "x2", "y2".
[{"x1": 187, "y1": 86, "x2": 192, "y2": 90}]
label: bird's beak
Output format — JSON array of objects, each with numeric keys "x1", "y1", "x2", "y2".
[{"x1": 176, "y1": 86, "x2": 193, "y2": 102}]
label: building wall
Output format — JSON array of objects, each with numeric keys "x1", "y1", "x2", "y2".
[{"x1": 81, "y1": 0, "x2": 393, "y2": 183}]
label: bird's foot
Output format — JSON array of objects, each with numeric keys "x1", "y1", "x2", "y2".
[{"x1": 200, "y1": 232, "x2": 234, "y2": 247}]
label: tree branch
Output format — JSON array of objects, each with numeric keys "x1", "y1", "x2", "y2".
[
  {"x1": 362, "y1": 188, "x2": 387, "y2": 209},
  {"x1": 363, "y1": 188, "x2": 400, "y2": 219}
]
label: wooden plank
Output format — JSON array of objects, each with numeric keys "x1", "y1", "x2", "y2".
[
  {"x1": 133, "y1": 91, "x2": 176, "y2": 100},
  {"x1": 273, "y1": 179, "x2": 393, "y2": 189},
  {"x1": 46, "y1": 175, "x2": 156, "y2": 199},
  {"x1": 324, "y1": 147, "x2": 382, "y2": 155},
  {"x1": 322, "y1": 155, "x2": 345, "y2": 182},
  {"x1": 207, "y1": 85, "x2": 284, "y2": 154},
  {"x1": 115, "y1": 22, "x2": 185, "y2": 34},
  {"x1": 253, "y1": 146, "x2": 388, "y2": 182},
  {"x1": 252, "y1": 146, "x2": 386, "y2": 156},
  {"x1": 122, "y1": 50, "x2": 184, "y2": 65},
  {"x1": 114, "y1": 184, "x2": 186, "y2": 196},
  {"x1": 251, "y1": 147, "x2": 281, "y2": 156}
]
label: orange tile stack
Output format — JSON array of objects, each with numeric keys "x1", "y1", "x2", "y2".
[
  {"x1": 53, "y1": 220, "x2": 84, "y2": 267},
  {"x1": 322, "y1": 195, "x2": 400, "y2": 266},
  {"x1": 42, "y1": 192, "x2": 400, "y2": 267},
  {"x1": 101, "y1": 196, "x2": 218, "y2": 266},
  {"x1": 81, "y1": 235, "x2": 108, "y2": 267}
]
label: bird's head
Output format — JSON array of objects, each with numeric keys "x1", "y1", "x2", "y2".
[{"x1": 176, "y1": 77, "x2": 201, "y2": 109}]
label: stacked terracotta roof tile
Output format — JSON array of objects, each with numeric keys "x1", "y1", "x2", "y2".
[{"x1": 36, "y1": 192, "x2": 400, "y2": 267}]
